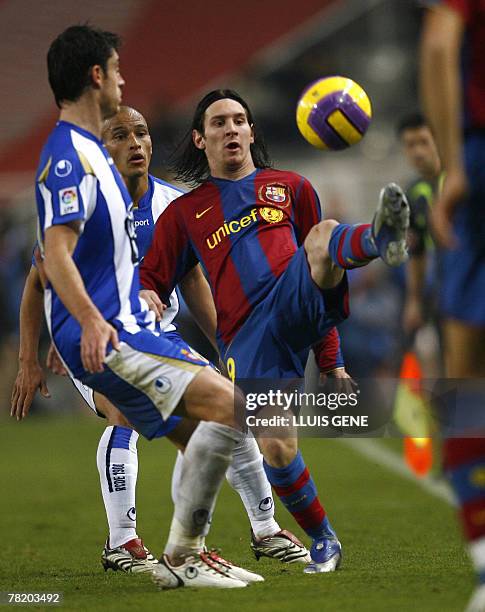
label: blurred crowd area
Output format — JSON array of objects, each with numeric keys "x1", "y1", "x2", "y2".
[{"x1": 0, "y1": 0, "x2": 442, "y2": 417}]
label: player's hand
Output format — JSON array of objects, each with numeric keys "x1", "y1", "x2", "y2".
[
  {"x1": 319, "y1": 367, "x2": 357, "y2": 394},
  {"x1": 403, "y1": 296, "x2": 424, "y2": 334},
  {"x1": 46, "y1": 342, "x2": 67, "y2": 376},
  {"x1": 431, "y1": 166, "x2": 468, "y2": 249},
  {"x1": 10, "y1": 360, "x2": 50, "y2": 421},
  {"x1": 80, "y1": 316, "x2": 120, "y2": 374},
  {"x1": 139, "y1": 289, "x2": 166, "y2": 322}
]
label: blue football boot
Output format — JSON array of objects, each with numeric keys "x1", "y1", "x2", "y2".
[
  {"x1": 371, "y1": 182, "x2": 410, "y2": 266},
  {"x1": 303, "y1": 521, "x2": 342, "y2": 574}
]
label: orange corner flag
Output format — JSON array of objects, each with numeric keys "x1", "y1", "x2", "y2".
[{"x1": 394, "y1": 351, "x2": 433, "y2": 477}]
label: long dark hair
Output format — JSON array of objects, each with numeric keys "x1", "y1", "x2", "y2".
[{"x1": 169, "y1": 89, "x2": 272, "y2": 186}]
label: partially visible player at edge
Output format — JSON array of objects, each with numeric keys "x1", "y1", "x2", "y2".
[
  {"x1": 421, "y1": 2, "x2": 485, "y2": 611},
  {"x1": 140, "y1": 89, "x2": 410, "y2": 573},
  {"x1": 12, "y1": 105, "x2": 309, "y2": 573},
  {"x1": 32, "y1": 24, "x2": 263, "y2": 589}
]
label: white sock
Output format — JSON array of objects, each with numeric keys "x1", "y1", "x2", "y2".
[
  {"x1": 226, "y1": 435, "x2": 280, "y2": 539},
  {"x1": 97, "y1": 425, "x2": 139, "y2": 549},
  {"x1": 170, "y1": 434, "x2": 279, "y2": 540},
  {"x1": 165, "y1": 421, "x2": 241, "y2": 561},
  {"x1": 170, "y1": 449, "x2": 209, "y2": 552},
  {"x1": 171, "y1": 450, "x2": 184, "y2": 506},
  {"x1": 470, "y1": 537, "x2": 485, "y2": 581}
]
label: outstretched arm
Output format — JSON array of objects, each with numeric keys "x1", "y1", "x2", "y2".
[{"x1": 11, "y1": 265, "x2": 50, "y2": 420}]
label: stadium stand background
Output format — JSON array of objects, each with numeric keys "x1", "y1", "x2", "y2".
[{"x1": 0, "y1": 0, "x2": 426, "y2": 414}]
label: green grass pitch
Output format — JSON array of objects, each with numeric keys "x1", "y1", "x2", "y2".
[{"x1": 0, "y1": 414, "x2": 475, "y2": 611}]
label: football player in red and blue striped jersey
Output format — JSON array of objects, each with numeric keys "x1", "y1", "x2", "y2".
[
  {"x1": 141, "y1": 89, "x2": 409, "y2": 573},
  {"x1": 421, "y1": 1, "x2": 485, "y2": 609}
]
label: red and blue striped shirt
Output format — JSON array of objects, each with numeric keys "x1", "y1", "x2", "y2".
[{"x1": 140, "y1": 168, "x2": 342, "y2": 370}]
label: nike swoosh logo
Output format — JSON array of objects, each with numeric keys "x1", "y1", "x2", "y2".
[{"x1": 196, "y1": 206, "x2": 214, "y2": 219}]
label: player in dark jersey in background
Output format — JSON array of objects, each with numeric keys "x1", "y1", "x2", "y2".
[
  {"x1": 141, "y1": 89, "x2": 410, "y2": 573},
  {"x1": 397, "y1": 113, "x2": 443, "y2": 338},
  {"x1": 421, "y1": 2, "x2": 485, "y2": 610}
]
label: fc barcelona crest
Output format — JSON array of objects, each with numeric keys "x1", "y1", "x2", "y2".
[{"x1": 259, "y1": 183, "x2": 290, "y2": 207}]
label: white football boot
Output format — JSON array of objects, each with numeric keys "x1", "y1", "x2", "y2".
[
  {"x1": 371, "y1": 182, "x2": 410, "y2": 266},
  {"x1": 205, "y1": 549, "x2": 264, "y2": 583},
  {"x1": 101, "y1": 537, "x2": 157, "y2": 574},
  {"x1": 152, "y1": 552, "x2": 247, "y2": 589},
  {"x1": 251, "y1": 529, "x2": 311, "y2": 564}
]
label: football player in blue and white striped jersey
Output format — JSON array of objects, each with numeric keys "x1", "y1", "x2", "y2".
[
  {"x1": 12, "y1": 67, "x2": 309, "y2": 582},
  {"x1": 25, "y1": 24, "x2": 261, "y2": 588}
]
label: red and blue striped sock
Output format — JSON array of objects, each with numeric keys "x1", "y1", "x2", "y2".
[
  {"x1": 328, "y1": 223, "x2": 378, "y2": 269},
  {"x1": 444, "y1": 438, "x2": 485, "y2": 584},
  {"x1": 263, "y1": 451, "x2": 334, "y2": 540}
]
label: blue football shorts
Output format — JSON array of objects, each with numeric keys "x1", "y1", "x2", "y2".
[
  {"x1": 440, "y1": 133, "x2": 485, "y2": 325},
  {"x1": 80, "y1": 327, "x2": 209, "y2": 440},
  {"x1": 223, "y1": 246, "x2": 349, "y2": 379}
]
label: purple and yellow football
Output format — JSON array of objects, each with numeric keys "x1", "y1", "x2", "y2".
[{"x1": 296, "y1": 76, "x2": 372, "y2": 150}]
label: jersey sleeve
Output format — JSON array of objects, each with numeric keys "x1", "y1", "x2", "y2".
[
  {"x1": 293, "y1": 176, "x2": 322, "y2": 245},
  {"x1": 312, "y1": 327, "x2": 345, "y2": 372},
  {"x1": 140, "y1": 202, "x2": 198, "y2": 302},
  {"x1": 37, "y1": 152, "x2": 92, "y2": 232}
]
